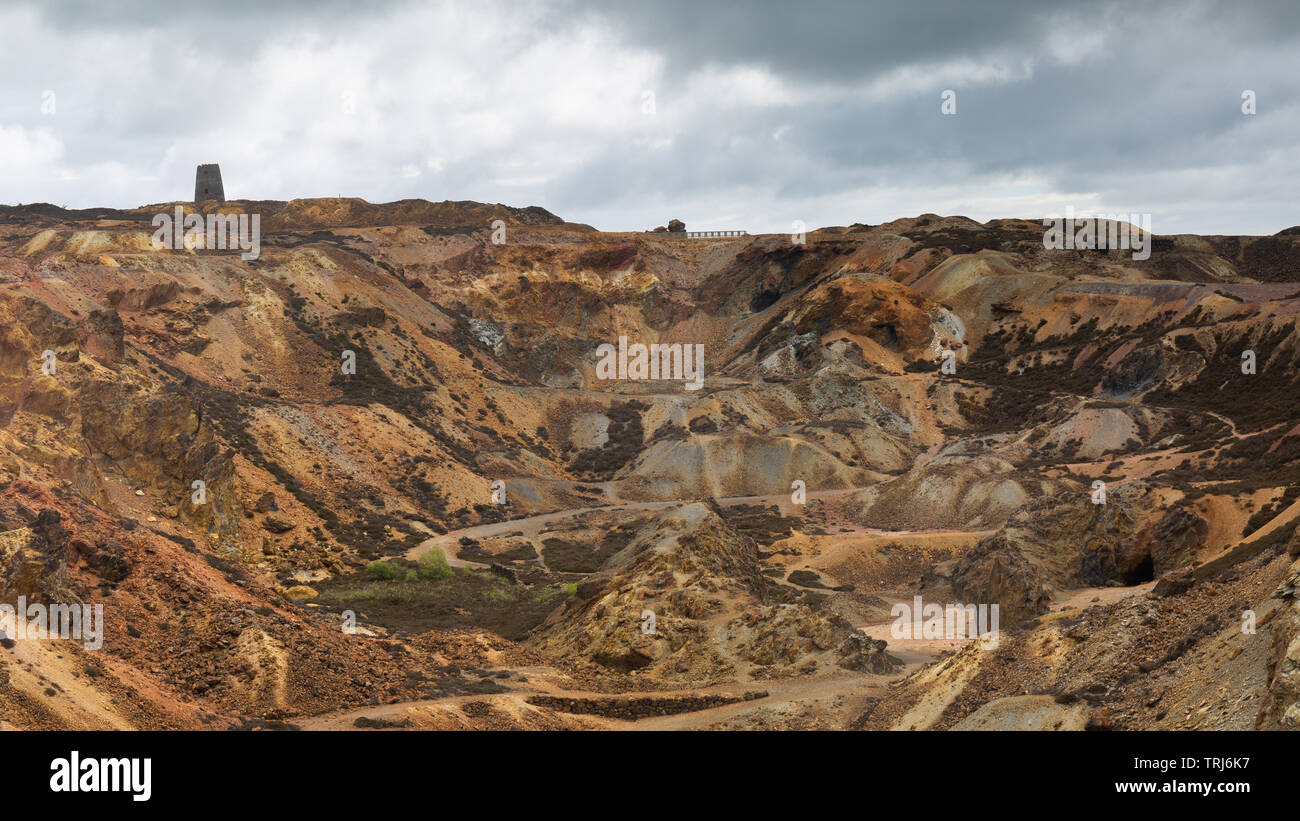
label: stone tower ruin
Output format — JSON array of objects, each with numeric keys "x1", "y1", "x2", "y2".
[{"x1": 194, "y1": 164, "x2": 225, "y2": 203}]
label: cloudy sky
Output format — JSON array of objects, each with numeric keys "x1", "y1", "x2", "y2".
[{"x1": 2, "y1": 0, "x2": 1297, "y2": 233}]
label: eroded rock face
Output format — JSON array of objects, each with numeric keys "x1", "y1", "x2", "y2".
[
  {"x1": 531, "y1": 503, "x2": 896, "y2": 682},
  {"x1": 70, "y1": 536, "x2": 132, "y2": 583},
  {"x1": 1101, "y1": 342, "x2": 1203, "y2": 399},
  {"x1": 791, "y1": 274, "x2": 943, "y2": 361},
  {"x1": 1263, "y1": 553, "x2": 1300, "y2": 728},
  {"x1": 0, "y1": 509, "x2": 76, "y2": 602},
  {"x1": 1134, "y1": 505, "x2": 1210, "y2": 578},
  {"x1": 178, "y1": 440, "x2": 243, "y2": 543},
  {"x1": 950, "y1": 539, "x2": 1052, "y2": 624},
  {"x1": 79, "y1": 380, "x2": 198, "y2": 482},
  {"x1": 952, "y1": 482, "x2": 1208, "y2": 622},
  {"x1": 844, "y1": 453, "x2": 1047, "y2": 531}
]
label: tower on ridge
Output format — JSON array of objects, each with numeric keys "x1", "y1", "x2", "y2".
[{"x1": 194, "y1": 164, "x2": 225, "y2": 203}]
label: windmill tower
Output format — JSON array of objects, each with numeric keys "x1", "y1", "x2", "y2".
[{"x1": 194, "y1": 164, "x2": 225, "y2": 203}]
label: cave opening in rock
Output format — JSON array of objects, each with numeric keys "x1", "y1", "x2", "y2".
[
  {"x1": 750, "y1": 288, "x2": 781, "y2": 312},
  {"x1": 873, "y1": 323, "x2": 900, "y2": 348},
  {"x1": 1124, "y1": 553, "x2": 1155, "y2": 585}
]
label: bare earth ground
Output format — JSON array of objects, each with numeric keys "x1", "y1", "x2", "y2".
[{"x1": 1, "y1": 201, "x2": 1298, "y2": 729}]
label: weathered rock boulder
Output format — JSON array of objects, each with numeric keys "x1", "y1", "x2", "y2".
[{"x1": 0, "y1": 509, "x2": 76, "y2": 602}]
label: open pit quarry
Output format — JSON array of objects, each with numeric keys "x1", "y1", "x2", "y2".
[{"x1": 1, "y1": 198, "x2": 1298, "y2": 731}]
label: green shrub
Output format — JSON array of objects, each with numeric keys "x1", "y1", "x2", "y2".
[
  {"x1": 417, "y1": 547, "x2": 452, "y2": 580},
  {"x1": 364, "y1": 560, "x2": 400, "y2": 581}
]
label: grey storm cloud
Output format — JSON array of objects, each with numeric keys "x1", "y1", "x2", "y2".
[{"x1": 1, "y1": 0, "x2": 1297, "y2": 234}]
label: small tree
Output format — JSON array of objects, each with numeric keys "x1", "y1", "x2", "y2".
[
  {"x1": 417, "y1": 547, "x2": 452, "y2": 580},
  {"x1": 365, "y1": 560, "x2": 400, "y2": 581}
]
